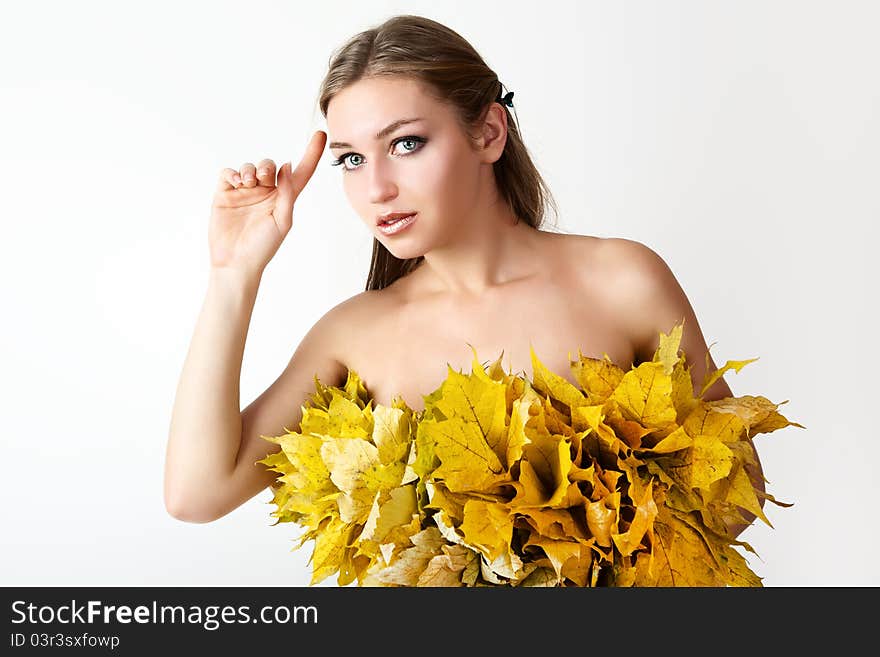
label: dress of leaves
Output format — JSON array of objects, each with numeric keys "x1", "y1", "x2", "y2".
[{"x1": 258, "y1": 322, "x2": 804, "y2": 587}]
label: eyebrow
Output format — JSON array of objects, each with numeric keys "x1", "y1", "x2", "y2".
[{"x1": 328, "y1": 118, "x2": 426, "y2": 150}]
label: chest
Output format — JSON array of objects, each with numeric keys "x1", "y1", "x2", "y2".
[{"x1": 344, "y1": 277, "x2": 635, "y2": 413}]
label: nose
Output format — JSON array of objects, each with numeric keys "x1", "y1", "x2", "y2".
[{"x1": 366, "y1": 157, "x2": 398, "y2": 205}]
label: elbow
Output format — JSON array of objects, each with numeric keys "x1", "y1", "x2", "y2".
[{"x1": 164, "y1": 488, "x2": 221, "y2": 524}]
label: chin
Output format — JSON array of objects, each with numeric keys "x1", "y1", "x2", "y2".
[
  {"x1": 383, "y1": 243, "x2": 429, "y2": 261},
  {"x1": 375, "y1": 224, "x2": 432, "y2": 260}
]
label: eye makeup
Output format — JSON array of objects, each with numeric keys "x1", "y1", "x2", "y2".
[{"x1": 330, "y1": 135, "x2": 428, "y2": 172}]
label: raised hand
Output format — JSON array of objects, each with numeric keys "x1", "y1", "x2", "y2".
[{"x1": 208, "y1": 130, "x2": 327, "y2": 277}]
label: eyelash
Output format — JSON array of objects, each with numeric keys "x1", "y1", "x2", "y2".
[{"x1": 330, "y1": 135, "x2": 428, "y2": 172}]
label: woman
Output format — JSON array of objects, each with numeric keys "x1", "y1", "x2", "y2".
[{"x1": 164, "y1": 15, "x2": 765, "y2": 538}]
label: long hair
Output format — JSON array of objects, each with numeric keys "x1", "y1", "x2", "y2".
[{"x1": 317, "y1": 14, "x2": 560, "y2": 291}]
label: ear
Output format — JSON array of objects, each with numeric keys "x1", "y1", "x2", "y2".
[{"x1": 476, "y1": 102, "x2": 509, "y2": 164}]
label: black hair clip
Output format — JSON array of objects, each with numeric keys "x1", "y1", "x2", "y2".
[{"x1": 497, "y1": 90, "x2": 514, "y2": 107}]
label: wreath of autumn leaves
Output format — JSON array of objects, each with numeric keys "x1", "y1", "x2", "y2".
[{"x1": 258, "y1": 322, "x2": 803, "y2": 586}]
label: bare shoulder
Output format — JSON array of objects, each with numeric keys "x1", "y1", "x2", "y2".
[
  {"x1": 598, "y1": 234, "x2": 678, "y2": 304},
  {"x1": 317, "y1": 288, "x2": 385, "y2": 337},
  {"x1": 591, "y1": 237, "x2": 721, "y2": 374},
  {"x1": 557, "y1": 234, "x2": 695, "y2": 359},
  {"x1": 315, "y1": 286, "x2": 396, "y2": 356},
  {"x1": 595, "y1": 237, "x2": 672, "y2": 282},
  {"x1": 592, "y1": 236, "x2": 686, "y2": 314},
  {"x1": 552, "y1": 233, "x2": 668, "y2": 292}
]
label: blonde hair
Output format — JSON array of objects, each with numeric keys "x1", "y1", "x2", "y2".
[{"x1": 317, "y1": 14, "x2": 560, "y2": 291}]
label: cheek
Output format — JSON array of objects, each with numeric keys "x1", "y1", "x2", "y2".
[
  {"x1": 341, "y1": 177, "x2": 369, "y2": 222},
  {"x1": 412, "y1": 148, "x2": 477, "y2": 209}
]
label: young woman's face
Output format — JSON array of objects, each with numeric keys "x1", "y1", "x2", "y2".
[{"x1": 326, "y1": 76, "x2": 486, "y2": 260}]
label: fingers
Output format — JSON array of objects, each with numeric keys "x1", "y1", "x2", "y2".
[
  {"x1": 217, "y1": 160, "x2": 279, "y2": 193},
  {"x1": 218, "y1": 167, "x2": 241, "y2": 193},
  {"x1": 254, "y1": 159, "x2": 277, "y2": 187},
  {"x1": 239, "y1": 162, "x2": 257, "y2": 187}
]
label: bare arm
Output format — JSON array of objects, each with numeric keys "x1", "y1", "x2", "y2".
[
  {"x1": 165, "y1": 134, "x2": 331, "y2": 522},
  {"x1": 604, "y1": 238, "x2": 767, "y2": 539},
  {"x1": 163, "y1": 266, "x2": 257, "y2": 523},
  {"x1": 163, "y1": 270, "x2": 350, "y2": 523}
]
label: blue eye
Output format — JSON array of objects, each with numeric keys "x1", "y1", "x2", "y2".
[{"x1": 330, "y1": 135, "x2": 427, "y2": 172}]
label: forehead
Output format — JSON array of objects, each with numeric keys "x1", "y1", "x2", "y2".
[{"x1": 326, "y1": 77, "x2": 448, "y2": 146}]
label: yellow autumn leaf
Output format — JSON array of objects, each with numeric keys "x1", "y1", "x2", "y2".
[
  {"x1": 371, "y1": 526, "x2": 448, "y2": 586},
  {"x1": 631, "y1": 506, "x2": 727, "y2": 586},
  {"x1": 521, "y1": 533, "x2": 584, "y2": 583},
  {"x1": 358, "y1": 484, "x2": 418, "y2": 544},
  {"x1": 530, "y1": 344, "x2": 588, "y2": 411},
  {"x1": 309, "y1": 515, "x2": 352, "y2": 586},
  {"x1": 654, "y1": 321, "x2": 684, "y2": 375},
  {"x1": 506, "y1": 385, "x2": 539, "y2": 468},
  {"x1": 640, "y1": 425, "x2": 694, "y2": 454},
  {"x1": 320, "y1": 437, "x2": 407, "y2": 524},
  {"x1": 433, "y1": 357, "x2": 509, "y2": 465},
  {"x1": 417, "y1": 544, "x2": 477, "y2": 587},
  {"x1": 688, "y1": 433, "x2": 736, "y2": 490},
  {"x1": 511, "y1": 430, "x2": 572, "y2": 509},
  {"x1": 611, "y1": 361, "x2": 679, "y2": 431},
  {"x1": 420, "y1": 416, "x2": 509, "y2": 493},
  {"x1": 570, "y1": 350, "x2": 624, "y2": 404},
  {"x1": 519, "y1": 506, "x2": 592, "y2": 543},
  {"x1": 259, "y1": 321, "x2": 803, "y2": 587},
  {"x1": 586, "y1": 491, "x2": 620, "y2": 548},
  {"x1": 459, "y1": 499, "x2": 514, "y2": 562},
  {"x1": 699, "y1": 357, "x2": 760, "y2": 399},
  {"x1": 371, "y1": 404, "x2": 413, "y2": 465},
  {"x1": 612, "y1": 480, "x2": 659, "y2": 557}
]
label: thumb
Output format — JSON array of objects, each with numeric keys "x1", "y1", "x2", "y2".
[
  {"x1": 275, "y1": 131, "x2": 326, "y2": 230},
  {"x1": 273, "y1": 162, "x2": 296, "y2": 234}
]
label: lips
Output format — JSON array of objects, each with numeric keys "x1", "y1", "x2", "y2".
[{"x1": 377, "y1": 211, "x2": 417, "y2": 225}]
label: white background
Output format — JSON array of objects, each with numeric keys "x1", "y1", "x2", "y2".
[{"x1": 2, "y1": 0, "x2": 877, "y2": 587}]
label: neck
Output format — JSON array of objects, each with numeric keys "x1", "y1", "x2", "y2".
[{"x1": 417, "y1": 198, "x2": 545, "y2": 300}]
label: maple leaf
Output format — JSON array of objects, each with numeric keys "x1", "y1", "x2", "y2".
[
  {"x1": 259, "y1": 322, "x2": 803, "y2": 587},
  {"x1": 611, "y1": 361, "x2": 679, "y2": 432},
  {"x1": 370, "y1": 526, "x2": 449, "y2": 586},
  {"x1": 320, "y1": 437, "x2": 407, "y2": 524},
  {"x1": 419, "y1": 415, "x2": 509, "y2": 494},
  {"x1": 459, "y1": 499, "x2": 515, "y2": 562}
]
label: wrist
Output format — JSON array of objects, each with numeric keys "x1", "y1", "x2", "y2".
[{"x1": 208, "y1": 265, "x2": 263, "y2": 295}]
